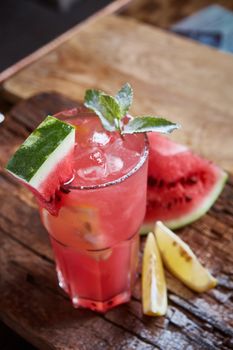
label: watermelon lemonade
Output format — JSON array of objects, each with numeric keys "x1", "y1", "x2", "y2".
[
  {"x1": 6, "y1": 83, "x2": 179, "y2": 313},
  {"x1": 41, "y1": 108, "x2": 149, "y2": 312}
]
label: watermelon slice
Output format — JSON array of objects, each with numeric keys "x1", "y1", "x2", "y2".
[
  {"x1": 6, "y1": 116, "x2": 75, "y2": 214},
  {"x1": 141, "y1": 134, "x2": 228, "y2": 233}
]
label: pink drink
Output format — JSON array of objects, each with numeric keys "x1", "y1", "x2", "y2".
[{"x1": 40, "y1": 108, "x2": 148, "y2": 312}]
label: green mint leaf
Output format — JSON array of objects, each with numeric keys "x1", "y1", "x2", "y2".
[
  {"x1": 84, "y1": 89, "x2": 116, "y2": 132},
  {"x1": 100, "y1": 94, "x2": 122, "y2": 121},
  {"x1": 122, "y1": 116, "x2": 180, "y2": 134},
  {"x1": 115, "y1": 83, "x2": 133, "y2": 116},
  {"x1": 84, "y1": 84, "x2": 180, "y2": 136}
]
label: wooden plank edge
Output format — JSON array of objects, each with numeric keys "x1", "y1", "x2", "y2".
[{"x1": 0, "y1": 0, "x2": 131, "y2": 95}]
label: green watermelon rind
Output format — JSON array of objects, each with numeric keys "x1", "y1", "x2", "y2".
[
  {"x1": 140, "y1": 169, "x2": 228, "y2": 234},
  {"x1": 6, "y1": 116, "x2": 75, "y2": 189}
]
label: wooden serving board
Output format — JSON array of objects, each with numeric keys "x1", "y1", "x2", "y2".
[{"x1": 0, "y1": 93, "x2": 233, "y2": 350}]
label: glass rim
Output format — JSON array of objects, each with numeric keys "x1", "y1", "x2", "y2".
[{"x1": 55, "y1": 107, "x2": 149, "y2": 191}]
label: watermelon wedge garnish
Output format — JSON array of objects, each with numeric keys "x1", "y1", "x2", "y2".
[
  {"x1": 141, "y1": 134, "x2": 228, "y2": 233},
  {"x1": 6, "y1": 116, "x2": 75, "y2": 215}
]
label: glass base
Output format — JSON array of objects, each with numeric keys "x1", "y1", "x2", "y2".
[
  {"x1": 71, "y1": 291, "x2": 130, "y2": 313},
  {"x1": 51, "y1": 232, "x2": 139, "y2": 313},
  {"x1": 57, "y1": 266, "x2": 131, "y2": 312}
]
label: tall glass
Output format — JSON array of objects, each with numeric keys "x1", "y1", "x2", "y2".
[{"x1": 40, "y1": 108, "x2": 149, "y2": 313}]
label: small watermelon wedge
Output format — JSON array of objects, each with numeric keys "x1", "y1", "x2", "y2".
[
  {"x1": 6, "y1": 116, "x2": 75, "y2": 214},
  {"x1": 141, "y1": 134, "x2": 228, "y2": 233}
]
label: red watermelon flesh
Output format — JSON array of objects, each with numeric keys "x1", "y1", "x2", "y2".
[
  {"x1": 30, "y1": 149, "x2": 74, "y2": 215},
  {"x1": 141, "y1": 134, "x2": 227, "y2": 232}
]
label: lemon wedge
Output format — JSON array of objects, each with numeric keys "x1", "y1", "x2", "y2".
[
  {"x1": 142, "y1": 232, "x2": 167, "y2": 316},
  {"x1": 155, "y1": 221, "x2": 217, "y2": 292}
]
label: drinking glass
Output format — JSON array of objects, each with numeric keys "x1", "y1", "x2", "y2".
[{"x1": 40, "y1": 108, "x2": 149, "y2": 312}]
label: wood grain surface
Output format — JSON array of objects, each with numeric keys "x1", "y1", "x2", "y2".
[
  {"x1": 121, "y1": 0, "x2": 233, "y2": 28},
  {"x1": 2, "y1": 15, "x2": 233, "y2": 173},
  {"x1": 0, "y1": 92, "x2": 233, "y2": 350}
]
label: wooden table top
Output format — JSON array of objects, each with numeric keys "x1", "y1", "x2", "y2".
[
  {"x1": 2, "y1": 15, "x2": 233, "y2": 174},
  {"x1": 1, "y1": 8, "x2": 233, "y2": 350},
  {"x1": 1, "y1": 92, "x2": 233, "y2": 350}
]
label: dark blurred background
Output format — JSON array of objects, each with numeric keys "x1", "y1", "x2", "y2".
[{"x1": 0, "y1": 0, "x2": 114, "y2": 73}]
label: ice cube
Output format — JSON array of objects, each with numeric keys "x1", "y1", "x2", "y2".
[
  {"x1": 92, "y1": 131, "x2": 110, "y2": 146},
  {"x1": 77, "y1": 166, "x2": 105, "y2": 180},
  {"x1": 106, "y1": 154, "x2": 124, "y2": 173},
  {"x1": 105, "y1": 136, "x2": 140, "y2": 175},
  {"x1": 90, "y1": 150, "x2": 105, "y2": 165},
  {"x1": 77, "y1": 148, "x2": 108, "y2": 181}
]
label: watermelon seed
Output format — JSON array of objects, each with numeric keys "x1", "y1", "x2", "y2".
[
  {"x1": 180, "y1": 177, "x2": 186, "y2": 185},
  {"x1": 55, "y1": 191, "x2": 61, "y2": 202},
  {"x1": 60, "y1": 186, "x2": 70, "y2": 194},
  {"x1": 168, "y1": 181, "x2": 176, "y2": 189},
  {"x1": 187, "y1": 175, "x2": 198, "y2": 185},
  {"x1": 148, "y1": 176, "x2": 157, "y2": 187},
  {"x1": 185, "y1": 195, "x2": 192, "y2": 202},
  {"x1": 159, "y1": 180, "x2": 164, "y2": 188}
]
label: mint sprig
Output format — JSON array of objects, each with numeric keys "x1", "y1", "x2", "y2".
[
  {"x1": 100, "y1": 95, "x2": 122, "y2": 131},
  {"x1": 84, "y1": 83, "x2": 180, "y2": 134},
  {"x1": 115, "y1": 82, "x2": 133, "y2": 116},
  {"x1": 84, "y1": 89, "x2": 116, "y2": 131}
]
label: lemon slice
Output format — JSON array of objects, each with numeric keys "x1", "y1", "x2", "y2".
[
  {"x1": 142, "y1": 232, "x2": 167, "y2": 316},
  {"x1": 155, "y1": 221, "x2": 217, "y2": 292}
]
